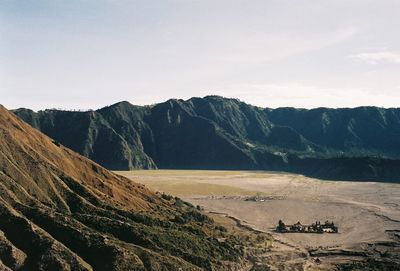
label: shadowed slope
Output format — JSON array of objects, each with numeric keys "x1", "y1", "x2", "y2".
[
  {"x1": 14, "y1": 108, "x2": 156, "y2": 170},
  {"x1": 0, "y1": 105, "x2": 244, "y2": 271},
  {"x1": 14, "y1": 96, "x2": 400, "y2": 182}
]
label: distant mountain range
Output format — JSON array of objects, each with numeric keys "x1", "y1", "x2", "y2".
[
  {"x1": 14, "y1": 96, "x2": 400, "y2": 182},
  {"x1": 0, "y1": 105, "x2": 244, "y2": 270}
]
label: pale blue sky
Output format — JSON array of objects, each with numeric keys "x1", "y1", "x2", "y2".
[{"x1": 1, "y1": 0, "x2": 400, "y2": 110}]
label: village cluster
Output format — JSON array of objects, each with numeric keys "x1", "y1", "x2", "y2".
[{"x1": 276, "y1": 220, "x2": 338, "y2": 233}]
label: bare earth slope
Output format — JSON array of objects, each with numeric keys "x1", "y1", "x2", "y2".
[{"x1": 0, "y1": 105, "x2": 246, "y2": 271}]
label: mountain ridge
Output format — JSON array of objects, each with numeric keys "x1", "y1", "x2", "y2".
[{"x1": 13, "y1": 96, "x2": 400, "y2": 182}]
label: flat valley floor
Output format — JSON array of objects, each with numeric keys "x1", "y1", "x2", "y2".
[{"x1": 117, "y1": 170, "x2": 400, "y2": 270}]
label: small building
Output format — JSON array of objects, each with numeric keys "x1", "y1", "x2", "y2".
[{"x1": 276, "y1": 220, "x2": 338, "y2": 234}]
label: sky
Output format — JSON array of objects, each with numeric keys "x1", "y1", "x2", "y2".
[{"x1": 1, "y1": 0, "x2": 400, "y2": 110}]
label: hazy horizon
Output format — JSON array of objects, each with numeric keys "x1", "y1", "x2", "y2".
[
  {"x1": 1, "y1": 0, "x2": 400, "y2": 110},
  {"x1": 5, "y1": 95, "x2": 400, "y2": 112}
]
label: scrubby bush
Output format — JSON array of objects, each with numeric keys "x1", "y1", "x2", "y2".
[
  {"x1": 174, "y1": 197, "x2": 184, "y2": 207},
  {"x1": 161, "y1": 193, "x2": 173, "y2": 201},
  {"x1": 215, "y1": 225, "x2": 227, "y2": 232}
]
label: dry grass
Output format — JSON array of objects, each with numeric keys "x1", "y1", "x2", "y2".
[
  {"x1": 140, "y1": 180, "x2": 263, "y2": 196},
  {"x1": 116, "y1": 170, "x2": 268, "y2": 196}
]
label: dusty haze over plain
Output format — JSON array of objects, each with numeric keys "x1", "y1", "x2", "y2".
[{"x1": 1, "y1": 0, "x2": 400, "y2": 110}]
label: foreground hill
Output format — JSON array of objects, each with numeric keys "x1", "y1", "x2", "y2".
[
  {"x1": 0, "y1": 105, "x2": 248, "y2": 270},
  {"x1": 14, "y1": 96, "x2": 400, "y2": 182}
]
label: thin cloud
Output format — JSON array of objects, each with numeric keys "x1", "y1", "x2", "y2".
[
  {"x1": 217, "y1": 27, "x2": 359, "y2": 64},
  {"x1": 350, "y1": 51, "x2": 400, "y2": 64},
  {"x1": 220, "y1": 83, "x2": 400, "y2": 109}
]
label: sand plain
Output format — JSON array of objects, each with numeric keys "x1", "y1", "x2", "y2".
[{"x1": 117, "y1": 170, "x2": 400, "y2": 270}]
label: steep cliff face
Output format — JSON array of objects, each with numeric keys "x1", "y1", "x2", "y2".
[
  {"x1": 0, "y1": 105, "x2": 243, "y2": 270},
  {"x1": 14, "y1": 107, "x2": 156, "y2": 170},
  {"x1": 265, "y1": 106, "x2": 400, "y2": 156},
  {"x1": 14, "y1": 96, "x2": 400, "y2": 181}
]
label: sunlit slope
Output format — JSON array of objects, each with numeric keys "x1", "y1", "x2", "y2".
[{"x1": 0, "y1": 105, "x2": 244, "y2": 271}]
